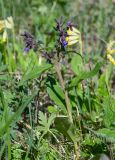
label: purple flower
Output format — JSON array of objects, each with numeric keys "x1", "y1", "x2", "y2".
[
  {"x1": 62, "y1": 40, "x2": 68, "y2": 46},
  {"x1": 67, "y1": 21, "x2": 73, "y2": 30},
  {"x1": 60, "y1": 34, "x2": 68, "y2": 47},
  {"x1": 21, "y1": 32, "x2": 38, "y2": 53},
  {"x1": 55, "y1": 17, "x2": 74, "y2": 47},
  {"x1": 24, "y1": 47, "x2": 30, "y2": 53},
  {"x1": 54, "y1": 16, "x2": 63, "y2": 32}
]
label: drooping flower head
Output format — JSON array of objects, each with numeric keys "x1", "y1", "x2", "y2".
[
  {"x1": 66, "y1": 25, "x2": 80, "y2": 46},
  {"x1": 21, "y1": 31, "x2": 38, "y2": 53}
]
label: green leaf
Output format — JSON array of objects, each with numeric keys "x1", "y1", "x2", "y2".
[
  {"x1": 47, "y1": 83, "x2": 66, "y2": 113},
  {"x1": 37, "y1": 111, "x2": 56, "y2": 134},
  {"x1": 0, "y1": 65, "x2": 7, "y2": 72},
  {"x1": 39, "y1": 111, "x2": 48, "y2": 127},
  {"x1": 47, "y1": 114, "x2": 56, "y2": 128},
  {"x1": 90, "y1": 154, "x2": 110, "y2": 160},
  {"x1": 0, "y1": 64, "x2": 8, "y2": 81},
  {"x1": 19, "y1": 63, "x2": 52, "y2": 86},
  {"x1": 86, "y1": 127, "x2": 115, "y2": 143},
  {"x1": 0, "y1": 75, "x2": 9, "y2": 81},
  {"x1": 48, "y1": 106, "x2": 58, "y2": 114},
  {"x1": 0, "y1": 93, "x2": 37, "y2": 137},
  {"x1": 96, "y1": 128, "x2": 115, "y2": 143},
  {"x1": 103, "y1": 99, "x2": 115, "y2": 128},
  {"x1": 71, "y1": 54, "x2": 84, "y2": 75},
  {"x1": 69, "y1": 61, "x2": 104, "y2": 88},
  {"x1": 105, "y1": 64, "x2": 113, "y2": 86},
  {"x1": 54, "y1": 116, "x2": 78, "y2": 142}
]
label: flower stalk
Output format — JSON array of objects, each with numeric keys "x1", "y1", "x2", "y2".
[{"x1": 54, "y1": 60, "x2": 73, "y2": 123}]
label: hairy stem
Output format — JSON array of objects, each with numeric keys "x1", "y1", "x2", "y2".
[
  {"x1": 54, "y1": 60, "x2": 80, "y2": 160},
  {"x1": 55, "y1": 61, "x2": 73, "y2": 123}
]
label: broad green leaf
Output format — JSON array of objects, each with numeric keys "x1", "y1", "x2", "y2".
[
  {"x1": 47, "y1": 86, "x2": 66, "y2": 113},
  {"x1": 48, "y1": 106, "x2": 58, "y2": 114},
  {"x1": 54, "y1": 116, "x2": 78, "y2": 142},
  {"x1": 69, "y1": 61, "x2": 104, "y2": 88},
  {"x1": 19, "y1": 63, "x2": 52, "y2": 86},
  {"x1": 71, "y1": 54, "x2": 84, "y2": 75}
]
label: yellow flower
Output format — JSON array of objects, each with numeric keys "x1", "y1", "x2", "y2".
[
  {"x1": 0, "y1": 16, "x2": 14, "y2": 32},
  {"x1": 4, "y1": 16, "x2": 14, "y2": 29},
  {"x1": 107, "y1": 54, "x2": 115, "y2": 65},
  {"x1": 107, "y1": 41, "x2": 115, "y2": 65},
  {"x1": 65, "y1": 27, "x2": 80, "y2": 46},
  {"x1": 0, "y1": 16, "x2": 14, "y2": 43}
]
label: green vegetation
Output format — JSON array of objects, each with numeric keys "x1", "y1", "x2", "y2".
[{"x1": 0, "y1": 0, "x2": 115, "y2": 159}]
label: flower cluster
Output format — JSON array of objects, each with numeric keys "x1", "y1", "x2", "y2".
[
  {"x1": 21, "y1": 31, "x2": 38, "y2": 53},
  {"x1": 55, "y1": 17, "x2": 68, "y2": 47},
  {"x1": 21, "y1": 17, "x2": 81, "y2": 64},
  {"x1": 65, "y1": 26, "x2": 80, "y2": 46},
  {"x1": 55, "y1": 17, "x2": 80, "y2": 47},
  {"x1": 107, "y1": 41, "x2": 115, "y2": 65}
]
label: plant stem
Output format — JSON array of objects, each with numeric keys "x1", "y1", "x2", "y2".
[
  {"x1": 54, "y1": 61, "x2": 73, "y2": 123},
  {"x1": 74, "y1": 142, "x2": 80, "y2": 160},
  {"x1": 55, "y1": 61, "x2": 80, "y2": 159}
]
